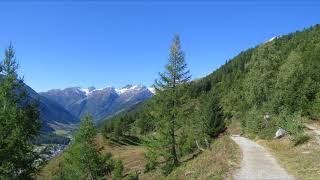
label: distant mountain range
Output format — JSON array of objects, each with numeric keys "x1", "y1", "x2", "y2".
[
  {"x1": 40, "y1": 85, "x2": 154, "y2": 123},
  {"x1": 24, "y1": 84, "x2": 79, "y2": 132}
]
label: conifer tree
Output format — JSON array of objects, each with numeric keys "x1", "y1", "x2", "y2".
[
  {"x1": 152, "y1": 34, "x2": 191, "y2": 170},
  {"x1": 0, "y1": 44, "x2": 41, "y2": 179},
  {"x1": 200, "y1": 92, "x2": 225, "y2": 138},
  {"x1": 57, "y1": 114, "x2": 113, "y2": 179}
]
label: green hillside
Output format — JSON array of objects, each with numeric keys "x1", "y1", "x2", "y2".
[
  {"x1": 104, "y1": 24, "x2": 320, "y2": 141},
  {"x1": 189, "y1": 24, "x2": 320, "y2": 138},
  {"x1": 99, "y1": 25, "x2": 320, "y2": 177}
]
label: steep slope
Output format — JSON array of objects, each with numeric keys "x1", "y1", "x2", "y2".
[
  {"x1": 188, "y1": 24, "x2": 320, "y2": 136},
  {"x1": 24, "y1": 84, "x2": 79, "y2": 132},
  {"x1": 40, "y1": 85, "x2": 154, "y2": 122},
  {"x1": 102, "y1": 24, "x2": 320, "y2": 140}
]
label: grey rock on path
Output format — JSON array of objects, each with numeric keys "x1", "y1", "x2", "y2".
[{"x1": 231, "y1": 136, "x2": 294, "y2": 180}]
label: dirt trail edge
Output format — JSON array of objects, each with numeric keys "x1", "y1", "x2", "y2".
[
  {"x1": 305, "y1": 124, "x2": 320, "y2": 145},
  {"x1": 231, "y1": 135, "x2": 294, "y2": 180}
]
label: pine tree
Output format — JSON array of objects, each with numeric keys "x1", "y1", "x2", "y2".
[
  {"x1": 200, "y1": 92, "x2": 225, "y2": 138},
  {"x1": 57, "y1": 114, "x2": 112, "y2": 179},
  {"x1": 152, "y1": 34, "x2": 191, "y2": 169},
  {"x1": 0, "y1": 44, "x2": 41, "y2": 178}
]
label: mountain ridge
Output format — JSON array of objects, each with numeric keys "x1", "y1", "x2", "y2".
[{"x1": 40, "y1": 84, "x2": 154, "y2": 122}]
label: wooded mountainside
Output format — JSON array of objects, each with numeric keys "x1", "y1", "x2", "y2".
[{"x1": 102, "y1": 24, "x2": 320, "y2": 155}]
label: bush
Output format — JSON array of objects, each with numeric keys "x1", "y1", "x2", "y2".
[
  {"x1": 161, "y1": 160, "x2": 176, "y2": 176},
  {"x1": 113, "y1": 160, "x2": 124, "y2": 180},
  {"x1": 144, "y1": 152, "x2": 158, "y2": 172},
  {"x1": 293, "y1": 134, "x2": 310, "y2": 146},
  {"x1": 124, "y1": 172, "x2": 139, "y2": 180},
  {"x1": 279, "y1": 112, "x2": 304, "y2": 136}
]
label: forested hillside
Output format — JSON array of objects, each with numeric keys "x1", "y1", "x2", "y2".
[
  {"x1": 190, "y1": 24, "x2": 320, "y2": 138},
  {"x1": 101, "y1": 25, "x2": 320, "y2": 175}
]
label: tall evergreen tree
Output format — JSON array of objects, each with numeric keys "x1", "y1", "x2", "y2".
[
  {"x1": 200, "y1": 92, "x2": 225, "y2": 138},
  {"x1": 152, "y1": 34, "x2": 191, "y2": 169},
  {"x1": 0, "y1": 44, "x2": 41, "y2": 179},
  {"x1": 56, "y1": 114, "x2": 113, "y2": 179}
]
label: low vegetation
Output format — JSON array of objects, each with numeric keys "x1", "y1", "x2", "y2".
[{"x1": 140, "y1": 135, "x2": 240, "y2": 180}]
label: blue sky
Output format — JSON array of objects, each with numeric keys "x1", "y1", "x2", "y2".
[{"x1": 0, "y1": 0, "x2": 319, "y2": 92}]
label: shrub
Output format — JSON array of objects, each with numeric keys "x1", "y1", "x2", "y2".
[
  {"x1": 113, "y1": 160, "x2": 124, "y2": 180},
  {"x1": 124, "y1": 172, "x2": 139, "y2": 180},
  {"x1": 293, "y1": 134, "x2": 310, "y2": 146},
  {"x1": 161, "y1": 160, "x2": 176, "y2": 176},
  {"x1": 144, "y1": 152, "x2": 158, "y2": 172}
]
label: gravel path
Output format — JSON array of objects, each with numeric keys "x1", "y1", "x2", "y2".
[{"x1": 231, "y1": 135, "x2": 294, "y2": 180}]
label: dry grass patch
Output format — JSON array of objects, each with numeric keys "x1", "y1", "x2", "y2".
[
  {"x1": 140, "y1": 135, "x2": 241, "y2": 180},
  {"x1": 37, "y1": 134, "x2": 147, "y2": 179},
  {"x1": 96, "y1": 134, "x2": 147, "y2": 175}
]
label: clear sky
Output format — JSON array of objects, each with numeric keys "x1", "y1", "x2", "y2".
[{"x1": 0, "y1": 0, "x2": 319, "y2": 92}]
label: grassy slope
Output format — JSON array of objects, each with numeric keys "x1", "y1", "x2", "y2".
[
  {"x1": 140, "y1": 135, "x2": 241, "y2": 180},
  {"x1": 37, "y1": 134, "x2": 241, "y2": 180}
]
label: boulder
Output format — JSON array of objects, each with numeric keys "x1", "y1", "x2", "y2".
[{"x1": 275, "y1": 128, "x2": 287, "y2": 139}]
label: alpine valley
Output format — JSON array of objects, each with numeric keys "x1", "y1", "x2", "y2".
[{"x1": 39, "y1": 85, "x2": 154, "y2": 127}]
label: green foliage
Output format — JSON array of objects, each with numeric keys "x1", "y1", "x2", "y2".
[
  {"x1": 55, "y1": 114, "x2": 113, "y2": 179},
  {"x1": 102, "y1": 103, "x2": 150, "y2": 142},
  {"x1": 124, "y1": 172, "x2": 139, "y2": 180},
  {"x1": 32, "y1": 132, "x2": 70, "y2": 145},
  {"x1": 293, "y1": 134, "x2": 310, "y2": 146},
  {"x1": 151, "y1": 34, "x2": 191, "y2": 170},
  {"x1": 144, "y1": 151, "x2": 158, "y2": 172},
  {"x1": 278, "y1": 112, "x2": 305, "y2": 137},
  {"x1": 200, "y1": 92, "x2": 226, "y2": 138},
  {"x1": 101, "y1": 34, "x2": 227, "y2": 175},
  {"x1": 113, "y1": 160, "x2": 124, "y2": 180},
  {"x1": 188, "y1": 24, "x2": 320, "y2": 138},
  {"x1": 0, "y1": 45, "x2": 41, "y2": 179}
]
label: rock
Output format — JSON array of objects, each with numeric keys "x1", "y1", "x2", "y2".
[
  {"x1": 263, "y1": 114, "x2": 270, "y2": 128},
  {"x1": 275, "y1": 128, "x2": 287, "y2": 139}
]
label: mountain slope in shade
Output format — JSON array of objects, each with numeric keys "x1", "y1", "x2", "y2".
[
  {"x1": 40, "y1": 84, "x2": 154, "y2": 122},
  {"x1": 24, "y1": 84, "x2": 79, "y2": 132}
]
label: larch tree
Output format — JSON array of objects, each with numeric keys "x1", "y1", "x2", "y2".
[
  {"x1": 56, "y1": 114, "x2": 114, "y2": 179},
  {"x1": 0, "y1": 44, "x2": 41, "y2": 179},
  {"x1": 152, "y1": 34, "x2": 191, "y2": 172}
]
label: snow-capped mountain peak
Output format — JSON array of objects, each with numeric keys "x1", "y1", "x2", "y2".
[
  {"x1": 40, "y1": 84, "x2": 154, "y2": 122},
  {"x1": 148, "y1": 87, "x2": 156, "y2": 94},
  {"x1": 78, "y1": 87, "x2": 97, "y2": 96},
  {"x1": 115, "y1": 84, "x2": 144, "y2": 95}
]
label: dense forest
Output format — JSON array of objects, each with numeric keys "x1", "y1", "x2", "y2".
[{"x1": 102, "y1": 25, "x2": 320, "y2": 174}]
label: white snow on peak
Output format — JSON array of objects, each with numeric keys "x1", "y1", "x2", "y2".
[
  {"x1": 76, "y1": 85, "x2": 153, "y2": 96},
  {"x1": 115, "y1": 85, "x2": 145, "y2": 95},
  {"x1": 78, "y1": 86, "x2": 115, "y2": 96},
  {"x1": 79, "y1": 88, "x2": 93, "y2": 96},
  {"x1": 148, "y1": 87, "x2": 156, "y2": 94}
]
